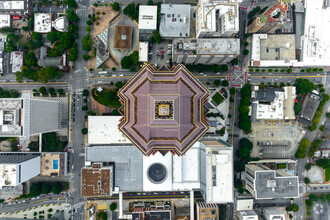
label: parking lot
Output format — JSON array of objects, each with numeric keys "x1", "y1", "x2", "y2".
[
  {"x1": 149, "y1": 41, "x2": 172, "y2": 68},
  {"x1": 250, "y1": 120, "x2": 305, "y2": 158},
  {"x1": 309, "y1": 201, "x2": 330, "y2": 220}
]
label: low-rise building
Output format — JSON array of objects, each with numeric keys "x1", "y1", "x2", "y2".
[
  {"x1": 40, "y1": 152, "x2": 67, "y2": 177},
  {"x1": 159, "y1": 4, "x2": 191, "y2": 38},
  {"x1": 243, "y1": 164, "x2": 299, "y2": 199},
  {"x1": 138, "y1": 42, "x2": 148, "y2": 62},
  {"x1": 298, "y1": 91, "x2": 323, "y2": 126},
  {"x1": 10, "y1": 51, "x2": 23, "y2": 73},
  {"x1": 0, "y1": 14, "x2": 10, "y2": 28},
  {"x1": 114, "y1": 25, "x2": 132, "y2": 50},
  {"x1": 237, "y1": 210, "x2": 258, "y2": 220},
  {"x1": 34, "y1": 13, "x2": 52, "y2": 33},
  {"x1": 138, "y1": 5, "x2": 157, "y2": 33},
  {"x1": 53, "y1": 15, "x2": 68, "y2": 32},
  {"x1": 250, "y1": 34, "x2": 297, "y2": 67},
  {"x1": 0, "y1": 0, "x2": 32, "y2": 18},
  {"x1": 196, "y1": 202, "x2": 218, "y2": 220},
  {"x1": 172, "y1": 38, "x2": 240, "y2": 64},
  {"x1": 0, "y1": 152, "x2": 40, "y2": 189},
  {"x1": 251, "y1": 86, "x2": 296, "y2": 122},
  {"x1": 88, "y1": 116, "x2": 131, "y2": 145},
  {"x1": 196, "y1": 0, "x2": 241, "y2": 38},
  {"x1": 262, "y1": 207, "x2": 286, "y2": 220},
  {"x1": 81, "y1": 163, "x2": 113, "y2": 197}
]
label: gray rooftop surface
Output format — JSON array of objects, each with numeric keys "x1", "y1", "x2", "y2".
[
  {"x1": 30, "y1": 99, "x2": 60, "y2": 135},
  {"x1": 255, "y1": 170, "x2": 299, "y2": 199},
  {"x1": 0, "y1": 152, "x2": 40, "y2": 164},
  {"x1": 159, "y1": 4, "x2": 191, "y2": 38},
  {"x1": 85, "y1": 145, "x2": 143, "y2": 192},
  {"x1": 298, "y1": 92, "x2": 323, "y2": 126},
  {"x1": 255, "y1": 88, "x2": 282, "y2": 103}
]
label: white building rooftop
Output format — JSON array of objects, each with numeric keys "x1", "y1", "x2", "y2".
[
  {"x1": 138, "y1": 5, "x2": 157, "y2": 31},
  {"x1": 34, "y1": 13, "x2": 52, "y2": 33},
  {"x1": 298, "y1": 0, "x2": 330, "y2": 66},
  {"x1": 0, "y1": 1, "x2": 24, "y2": 10},
  {"x1": 0, "y1": 14, "x2": 10, "y2": 28},
  {"x1": 10, "y1": 51, "x2": 23, "y2": 73},
  {"x1": 88, "y1": 116, "x2": 131, "y2": 145},
  {"x1": 138, "y1": 42, "x2": 148, "y2": 62},
  {"x1": 159, "y1": 4, "x2": 191, "y2": 38},
  {"x1": 53, "y1": 15, "x2": 68, "y2": 32}
]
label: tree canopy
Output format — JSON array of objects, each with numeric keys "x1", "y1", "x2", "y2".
[
  {"x1": 111, "y1": 2, "x2": 120, "y2": 11},
  {"x1": 67, "y1": 0, "x2": 77, "y2": 8},
  {"x1": 295, "y1": 78, "x2": 315, "y2": 95},
  {"x1": 82, "y1": 34, "x2": 93, "y2": 51},
  {"x1": 24, "y1": 51, "x2": 37, "y2": 67},
  {"x1": 295, "y1": 138, "x2": 310, "y2": 158},
  {"x1": 67, "y1": 8, "x2": 80, "y2": 23},
  {"x1": 123, "y1": 3, "x2": 138, "y2": 20},
  {"x1": 5, "y1": 33, "x2": 19, "y2": 52}
]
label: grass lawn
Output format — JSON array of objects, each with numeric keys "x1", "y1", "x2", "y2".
[
  {"x1": 326, "y1": 168, "x2": 330, "y2": 181},
  {"x1": 92, "y1": 88, "x2": 121, "y2": 108},
  {"x1": 276, "y1": 164, "x2": 286, "y2": 169},
  {"x1": 212, "y1": 92, "x2": 224, "y2": 105}
]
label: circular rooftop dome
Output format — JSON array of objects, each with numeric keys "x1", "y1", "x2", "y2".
[{"x1": 147, "y1": 163, "x2": 167, "y2": 184}]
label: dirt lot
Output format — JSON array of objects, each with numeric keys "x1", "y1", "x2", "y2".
[
  {"x1": 250, "y1": 120, "x2": 305, "y2": 158},
  {"x1": 87, "y1": 7, "x2": 120, "y2": 70}
]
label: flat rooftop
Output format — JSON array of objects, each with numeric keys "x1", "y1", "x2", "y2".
[
  {"x1": 10, "y1": 51, "x2": 23, "y2": 73},
  {"x1": 85, "y1": 145, "x2": 143, "y2": 192},
  {"x1": 138, "y1": 5, "x2": 157, "y2": 30},
  {"x1": 255, "y1": 170, "x2": 299, "y2": 199},
  {"x1": 203, "y1": 140, "x2": 234, "y2": 203},
  {"x1": 81, "y1": 164, "x2": 112, "y2": 197},
  {"x1": 114, "y1": 25, "x2": 132, "y2": 50},
  {"x1": 0, "y1": 14, "x2": 10, "y2": 28},
  {"x1": 34, "y1": 13, "x2": 52, "y2": 33},
  {"x1": 299, "y1": 0, "x2": 330, "y2": 66},
  {"x1": 88, "y1": 116, "x2": 131, "y2": 145},
  {"x1": 0, "y1": 99, "x2": 22, "y2": 136},
  {"x1": 173, "y1": 38, "x2": 240, "y2": 55},
  {"x1": 197, "y1": 202, "x2": 219, "y2": 220},
  {"x1": 138, "y1": 42, "x2": 148, "y2": 62},
  {"x1": 159, "y1": 4, "x2": 191, "y2": 38},
  {"x1": 0, "y1": 1, "x2": 24, "y2": 10},
  {"x1": 40, "y1": 153, "x2": 66, "y2": 176}
]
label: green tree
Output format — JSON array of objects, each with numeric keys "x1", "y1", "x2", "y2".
[
  {"x1": 111, "y1": 2, "x2": 120, "y2": 11},
  {"x1": 244, "y1": 42, "x2": 249, "y2": 46},
  {"x1": 153, "y1": 30, "x2": 162, "y2": 43},
  {"x1": 130, "y1": 51, "x2": 139, "y2": 66},
  {"x1": 82, "y1": 34, "x2": 93, "y2": 51},
  {"x1": 294, "y1": 103, "x2": 302, "y2": 115},
  {"x1": 68, "y1": 46, "x2": 78, "y2": 61},
  {"x1": 147, "y1": 0, "x2": 154, "y2": 5},
  {"x1": 320, "y1": 125, "x2": 325, "y2": 131},
  {"x1": 81, "y1": 128, "x2": 88, "y2": 135},
  {"x1": 48, "y1": 88, "x2": 55, "y2": 94},
  {"x1": 236, "y1": 138, "x2": 253, "y2": 159},
  {"x1": 220, "y1": 64, "x2": 229, "y2": 72},
  {"x1": 243, "y1": 50, "x2": 249, "y2": 55},
  {"x1": 110, "y1": 203, "x2": 117, "y2": 211},
  {"x1": 290, "y1": 203, "x2": 299, "y2": 212},
  {"x1": 67, "y1": 8, "x2": 79, "y2": 23},
  {"x1": 230, "y1": 88, "x2": 236, "y2": 95},
  {"x1": 111, "y1": 67, "x2": 116, "y2": 71},
  {"x1": 222, "y1": 80, "x2": 229, "y2": 87},
  {"x1": 231, "y1": 58, "x2": 239, "y2": 66},
  {"x1": 304, "y1": 177, "x2": 310, "y2": 184},
  {"x1": 316, "y1": 158, "x2": 330, "y2": 169},
  {"x1": 5, "y1": 33, "x2": 19, "y2": 52},
  {"x1": 121, "y1": 56, "x2": 133, "y2": 69},
  {"x1": 85, "y1": 26, "x2": 91, "y2": 32},
  {"x1": 37, "y1": 67, "x2": 63, "y2": 83},
  {"x1": 46, "y1": 31, "x2": 60, "y2": 44},
  {"x1": 83, "y1": 54, "x2": 91, "y2": 61},
  {"x1": 115, "y1": 81, "x2": 123, "y2": 89},
  {"x1": 309, "y1": 193, "x2": 319, "y2": 202},
  {"x1": 83, "y1": 89, "x2": 89, "y2": 96},
  {"x1": 295, "y1": 78, "x2": 315, "y2": 94},
  {"x1": 305, "y1": 199, "x2": 313, "y2": 207},
  {"x1": 213, "y1": 80, "x2": 221, "y2": 87},
  {"x1": 212, "y1": 64, "x2": 220, "y2": 73},
  {"x1": 24, "y1": 52, "x2": 37, "y2": 66},
  {"x1": 305, "y1": 163, "x2": 312, "y2": 170},
  {"x1": 30, "y1": 183, "x2": 41, "y2": 197},
  {"x1": 319, "y1": 194, "x2": 326, "y2": 203},
  {"x1": 97, "y1": 212, "x2": 107, "y2": 220},
  {"x1": 123, "y1": 2, "x2": 138, "y2": 20},
  {"x1": 39, "y1": 87, "x2": 47, "y2": 94},
  {"x1": 82, "y1": 106, "x2": 88, "y2": 111},
  {"x1": 41, "y1": 183, "x2": 52, "y2": 194},
  {"x1": 295, "y1": 138, "x2": 311, "y2": 158},
  {"x1": 67, "y1": 0, "x2": 77, "y2": 8},
  {"x1": 51, "y1": 182, "x2": 63, "y2": 194}
]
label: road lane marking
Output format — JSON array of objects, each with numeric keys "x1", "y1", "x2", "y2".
[
  {"x1": 0, "y1": 82, "x2": 69, "y2": 85},
  {"x1": 30, "y1": 198, "x2": 48, "y2": 204},
  {"x1": 249, "y1": 75, "x2": 323, "y2": 78},
  {"x1": 90, "y1": 75, "x2": 227, "y2": 79}
]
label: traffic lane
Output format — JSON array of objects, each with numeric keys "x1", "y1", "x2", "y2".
[{"x1": 87, "y1": 194, "x2": 203, "y2": 201}]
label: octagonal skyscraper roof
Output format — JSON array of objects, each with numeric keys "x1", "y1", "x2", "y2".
[{"x1": 118, "y1": 64, "x2": 210, "y2": 156}]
